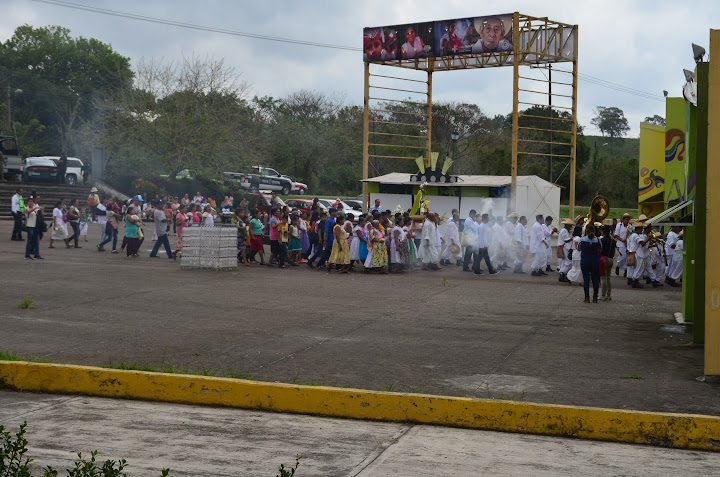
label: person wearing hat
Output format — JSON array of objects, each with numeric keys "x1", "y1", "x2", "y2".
[
  {"x1": 557, "y1": 218, "x2": 574, "y2": 282},
  {"x1": 645, "y1": 225, "x2": 665, "y2": 287},
  {"x1": 626, "y1": 221, "x2": 650, "y2": 288},
  {"x1": 87, "y1": 187, "x2": 100, "y2": 223},
  {"x1": 529, "y1": 214, "x2": 548, "y2": 276},
  {"x1": 614, "y1": 213, "x2": 632, "y2": 277},
  {"x1": 543, "y1": 216, "x2": 558, "y2": 273},
  {"x1": 512, "y1": 215, "x2": 529, "y2": 273}
]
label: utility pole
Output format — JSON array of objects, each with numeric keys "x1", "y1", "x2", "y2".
[
  {"x1": 548, "y1": 65, "x2": 553, "y2": 183},
  {"x1": 6, "y1": 85, "x2": 11, "y2": 132}
]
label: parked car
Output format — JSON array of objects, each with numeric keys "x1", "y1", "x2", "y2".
[
  {"x1": 344, "y1": 200, "x2": 364, "y2": 212},
  {"x1": 1, "y1": 136, "x2": 21, "y2": 181},
  {"x1": 281, "y1": 175, "x2": 308, "y2": 195},
  {"x1": 227, "y1": 165, "x2": 294, "y2": 195},
  {"x1": 318, "y1": 199, "x2": 362, "y2": 221},
  {"x1": 285, "y1": 199, "x2": 327, "y2": 215},
  {"x1": 245, "y1": 192, "x2": 288, "y2": 215},
  {"x1": 21, "y1": 157, "x2": 59, "y2": 183},
  {"x1": 45, "y1": 156, "x2": 84, "y2": 185}
]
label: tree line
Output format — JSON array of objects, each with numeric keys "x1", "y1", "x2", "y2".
[{"x1": 1, "y1": 25, "x2": 644, "y2": 208}]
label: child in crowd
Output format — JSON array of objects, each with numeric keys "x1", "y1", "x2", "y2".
[
  {"x1": 79, "y1": 207, "x2": 89, "y2": 242},
  {"x1": 288, "y1": 215, "x2": 302, "y2": 266},
  {"x1": 236, "y1": 210, "x2": 249, "y2": 266},
  {"x1": 277, "y1": 215, "x2": 290, "y2": 268}
]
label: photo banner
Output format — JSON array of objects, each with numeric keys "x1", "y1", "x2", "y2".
[
  {"x1": 364, "y1": 14, "x2": 514, "y2": 62},
  {"x1": 364, "y1": 14, "x2": 576, "y2": 63}
]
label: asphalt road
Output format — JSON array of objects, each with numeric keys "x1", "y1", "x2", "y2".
[{"x1": 1, "y1": 220, "x2": 718, "y2": 416}]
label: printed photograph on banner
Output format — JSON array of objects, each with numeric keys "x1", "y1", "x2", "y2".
[
  {"x1": 467, "y1": 14, "x2": 514, "y2": 54},
  {"x1": 434, "y1": 18, "x2": 473, "y2": 56},
  {"x1": 363, "y1": 26, "x2": 398, "y2": 62},
  {"x1": 399, "y1": 23, "x2": 434, "y2": 60}
]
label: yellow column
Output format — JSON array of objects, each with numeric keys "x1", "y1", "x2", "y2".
[
  {"x1": 511, "y1": 12, "x2": 520, "y2": 212},
  {"x1": 362, "y1": 62, "x2": 370, "y2": 211},
  {"x1": 705, "y1": 29, "x2": 720, "y2": 375}
]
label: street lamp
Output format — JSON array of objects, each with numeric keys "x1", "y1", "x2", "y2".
[
  {"x1": 5, "y1": 86, "x2": 22, "y2": 132},
  {"x1": 451, "y1": 130, "x2": 459, "y2": 172}
]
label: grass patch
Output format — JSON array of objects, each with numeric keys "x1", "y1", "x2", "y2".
[
  {"x1": 0, "y1": 349, "x2": 45, "y2": 363},
  {"x1": 621, "y1": 375, "x2": 644, "y2": 380},
  {"x1": 16, "y1": 297, "x2": 34, "y2": 309}
]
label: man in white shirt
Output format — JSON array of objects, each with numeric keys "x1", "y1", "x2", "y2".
[
  {"x1": 666, "y1": 229, "x2": 683, "y2": 287},
  {"x1": 614, "y1": 213, "x2": 631, "y2": 277},
  {"x1": 421, "y1": 213, "x2": 440, "y2": 269},
  {"x1": 634, "y1": 224, "x2": 662, "y2": 288},
  {"x1": 513, "y1": 216, "x2": 529, "y2": 273},
  {"x1": 664, "y1": 222, "x2": 680, "y2": 273},
  {"x1": 441, "y1": 210, "x2": 461, "y2": 266},
  {"x1": 473, "y1": 213, "x2": 498, "y2": 275},
  {"x1": 557, "y1": 218, "x2": 574, "y2": 282},
  {"x1": 11, "y1": 188, "x2": 24, "y2": 241},
  {"x1": 542, "y1": 216, "x2": 557, "y2": 272},
  {"x1": 627, "y1": 222, "x2": 651, "y2": 288},
  {"x1": 462, "y1": 210, "x2": 477, "y2": 271},
  {"x1": 530, "y1": 214, "x2": 548, "y2": 276},
  {"x1": 490, "y1": 216, "x2": 509, "y2": 270}
]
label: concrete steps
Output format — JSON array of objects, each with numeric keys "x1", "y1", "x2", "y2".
[{"x1": 0, "y1": 181, "x2": 93, "y2": 218}]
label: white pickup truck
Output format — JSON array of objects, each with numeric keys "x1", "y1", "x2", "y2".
[{"x1": 1, "y1": 136, "x2": 22, "y2": 180}]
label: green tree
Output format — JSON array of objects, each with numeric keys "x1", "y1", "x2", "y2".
[
  {"x1": 0, "y1": 25, "x2": 133, "y2": 157},
  {"x1": 643, "y1": 114, "x2": 666, "y2": 126},
  {"x1": 591, "y1": 106, "x2": 630, "y2": 139}
]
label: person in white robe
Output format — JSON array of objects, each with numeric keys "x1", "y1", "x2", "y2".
[
  {"x1": 490, "y1": 216, "x2": 509, "y2": 270},
  {"x1": 665, "y1": 233, "x2": 683, "y2": 287},
  {"x1": 566, "y1": 227, "x2": 583, "y2": 284},
  {"x1": 529, "y1": 214, "x2": 548, "y2": 276},
  {"x1": 441, "y1": 211, "x2": 462, "y2": 265},
  {"x1": 634, "y1": 224, "x2": 662, "y2": 288},
  {"x1": 512, "y1": 216, "x2": 529, "y2": 273},
  {"x1": 504, "y1": 212, "x2": 519, "y2": 269},
  {"x1": 542, "y1": 216, "x2": 557, "y2": 272},
  {"x1": 614, "y1": 214, "x2": 631, "y2": 277},
  {"x1": 664, "y1": 225, "x2": 680, "y2": 273},
  {"x1": 557, "y1": 218, "x2": 574, "y2": 282},
  {"x1": 421, "y1": 213, "x2": 440, "y2": 269}
]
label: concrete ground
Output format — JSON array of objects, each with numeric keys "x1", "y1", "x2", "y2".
[
  {"x1": 2, "y1": 389, "x2": 719, "y2": 477},
  {"x1": 1, "y1": 220, "x2": 718, "y2": 416}
]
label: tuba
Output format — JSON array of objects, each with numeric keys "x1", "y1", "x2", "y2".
[{"x1": 588, "y1": 195, "x2": 610, "y2": 225}]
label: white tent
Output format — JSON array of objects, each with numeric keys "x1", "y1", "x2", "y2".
[{"x1": 364, "y1": 174, "x2": 561, "y2": 232}]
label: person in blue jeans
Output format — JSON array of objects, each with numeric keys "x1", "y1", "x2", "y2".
[
  {"x1": 578, "y1": 224, "x2": 601, "y2": 303},
  {"x1": 150, "y1": 200, "x2": 173, "y2": 258},
  {"x1": 316, "y1": 207, "x2": 338, "y2": 268}
]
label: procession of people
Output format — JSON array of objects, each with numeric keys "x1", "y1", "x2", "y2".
[{"x1": 8, "y1": 188, "x2": 684, "y2": 302}]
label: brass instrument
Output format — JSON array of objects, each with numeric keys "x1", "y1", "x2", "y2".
[
  {"x1": 588, "y1": 195, "x2": 610, "y2": 224},
  {"x1": 583, "y1": 195, "x2": 609, "y2": 232}
]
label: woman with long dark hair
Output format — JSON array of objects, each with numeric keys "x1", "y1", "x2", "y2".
[{"x1": 579, "y1": 224, "x2": 601, "y2": 303}]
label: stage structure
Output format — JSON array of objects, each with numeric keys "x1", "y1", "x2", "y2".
[{"x1": 362, "y1": 12, "x2": 578, "y2": 216}]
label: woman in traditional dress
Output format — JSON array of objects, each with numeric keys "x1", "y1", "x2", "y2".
[
  {"x1": 390, "y1": 216, "x2": 410, "y2": 272},
  {"x1": 566, "y1": 225, "x2": 583, "y2": 284},
  {"x1": 328, "y1": 214, "x2": 350, "y2": 273},
  {"x1": 349, "y1": 215, "x2": 368, "y2": 271},
  {"x1": 364, "y1": 220, "x2": 388, "y2": 273}
]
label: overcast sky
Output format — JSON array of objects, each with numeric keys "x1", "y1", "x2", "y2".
[{"x1": 3, "y1": 0, "x2": 717, "y2": 137}]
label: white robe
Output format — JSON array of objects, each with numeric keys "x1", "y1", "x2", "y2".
[
  {"x1": 567, "y1": 236, "x2": 582, "y2": 283},
  {"x1": 442, "y1": 219, "x2": 462, "y2": 260},
  {"x1": 490, "y1": 222, "x2": 508, "y2": 263},
  {"x1": 558, "y1": 228, "x2": 572, "y2": 274},
  {"x1": 421, "y1": 220, "x2": 440, "y2": 264},
  {"x1": 667, "y1": 239, "x2": 683, "y2": 280},
  {"x1": 530, "y1": 221, "x2": 547, "y2": 271},
  {"x1": 513, "y1": 223, "x2": 528, "y2": 265}
]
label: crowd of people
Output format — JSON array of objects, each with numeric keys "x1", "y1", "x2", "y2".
[{"x1": 10, "y1": 188, "x2": 684, "y2": 303}]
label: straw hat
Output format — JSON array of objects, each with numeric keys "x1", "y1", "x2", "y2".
[
  {"x1": 448, "y1": 243, "x2": 461, "y2": 254},
  {"x1": 621, "y1": 213, "x2": 631, "y2": 219},
  {"x1": 574, "y1": 214, "x2": 585, "y2": 223},
  {"x1": 634, "y1": 221, "x2": 646, "y2": 228},
  {"x1": 638, "y1": 214, "x2": 648, "y2": 221},
  {"x1": 507, "y1": 212, "x2": 519, "y2": 218},
  {"x1": 560, "y1": 218, "x2": 574, "y2": 225},
  {"x1": 90, "y1": 187, "x2": 98, "y2": 192}
]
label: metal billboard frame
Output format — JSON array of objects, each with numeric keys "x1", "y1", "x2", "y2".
[{"x1": 362, "y1": 12, "x2": 579, "y2": 217}]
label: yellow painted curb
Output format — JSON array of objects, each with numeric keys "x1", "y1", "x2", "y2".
[{"x1": 1, "y1": 360, "x2": 719, "y2": 451}]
